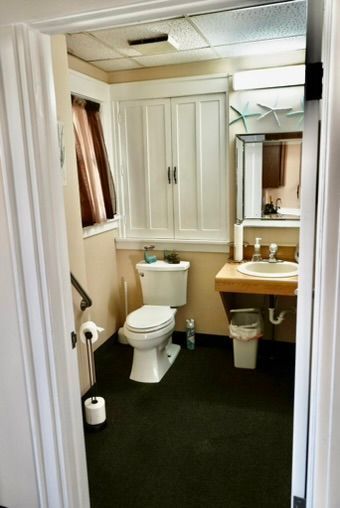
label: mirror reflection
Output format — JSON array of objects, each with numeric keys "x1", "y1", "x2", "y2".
[{"x1": 236, "y1": 132, "x2": 302, "y2": 223}]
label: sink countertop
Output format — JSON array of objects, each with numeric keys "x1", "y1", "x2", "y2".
[{"x1": 215, "y1": 261, "x2": 298, "y2": 296}]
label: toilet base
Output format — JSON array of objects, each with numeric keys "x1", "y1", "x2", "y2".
[
  {"x1": 166, "y1": 342, "x2": 180, "y2": 365},
  {"x1": 130, "y1": 339, "x2": 180, "y2": 383}
]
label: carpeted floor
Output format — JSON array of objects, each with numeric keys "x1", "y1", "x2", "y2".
[{"x1": 84, "y1": 335, "x2": 295, "y2": 508}]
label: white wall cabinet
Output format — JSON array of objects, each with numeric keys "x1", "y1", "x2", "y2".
[{"x1": 118, "y1": 93, "x2": 227, "y2": 242}]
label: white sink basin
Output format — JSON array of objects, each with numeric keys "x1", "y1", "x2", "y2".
[{"x1": 237, "y1": 261, "x2": 298, "y2": 278}]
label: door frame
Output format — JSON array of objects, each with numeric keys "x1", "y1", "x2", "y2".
[
  {"x1": 0, "y1": 0, "x2": 336, "y2": 506},
  {"x1": 305, "y1": 0, "x2": 340, "y2": 506}
]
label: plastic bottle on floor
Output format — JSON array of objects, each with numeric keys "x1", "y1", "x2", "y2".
[{"x1": 186, "y1": 319, "x2": 195, "y2": 350}]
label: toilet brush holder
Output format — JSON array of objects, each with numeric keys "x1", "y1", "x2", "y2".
[{"x1": 84, "y1": 330, "x2": 107, "y2": 431}]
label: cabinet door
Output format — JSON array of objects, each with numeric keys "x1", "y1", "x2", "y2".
[
  {"x1": 171, "y1": 94, "x2": 227, "y2": 241},
  {"x1": 119, "y1": 99, "x2": 173, "y2": 238},
  {"x1": 262, "y1": 141, "x2": 285, "y2": 188}
]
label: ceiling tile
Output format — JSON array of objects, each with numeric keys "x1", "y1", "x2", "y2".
[
  {"x1": 90, "y1": 18, "x2": 208, "y2": 58},
  {"x1": 66, "y1": 33, "x2": 122, "y2": 61},
  {"x1": 215, "y1": 36, "x2": 306, "y2": 58},
  {"x1": 89, "y1": 59, "x2": 142, "y2": 71},
  {"x1": 133, "y1": 48, "x2": 217, "y2": 68},
  {"x1": 190, "y1": 1, "x2": 306, "y2": 46}
]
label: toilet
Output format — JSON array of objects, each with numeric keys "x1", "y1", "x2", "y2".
[{"x1": 123, "y1": 260, "x2": 190, "y2": 383}]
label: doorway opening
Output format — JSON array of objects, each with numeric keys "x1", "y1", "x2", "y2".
[{"x1": 50, "y1": 2, "x2": 304, "y2": 506}]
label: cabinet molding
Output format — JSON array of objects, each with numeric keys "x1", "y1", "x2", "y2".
[{"x1": 111, "y1": 76, "x2": 229, "y2": 101}]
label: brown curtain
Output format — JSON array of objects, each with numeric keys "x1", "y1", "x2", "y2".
[
  {"x1": 86, "y1": 104, "x2": 117, "y2": 218},
  {"x1": 72, "y1": 97, "x2": 117, "y2": 227}
]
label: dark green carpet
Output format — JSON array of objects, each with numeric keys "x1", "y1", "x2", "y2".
[{"x1": 84, "y1": 335, "x2": 294, "y2": 508}]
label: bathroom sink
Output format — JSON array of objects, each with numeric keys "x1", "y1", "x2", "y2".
[{"x1": 237, "y1": 261, "x2": 298, "y2": 278}]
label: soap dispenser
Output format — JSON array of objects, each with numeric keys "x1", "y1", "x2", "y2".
[{"x1": 252, "y1": 237, "x2": 262, "y2": 261}]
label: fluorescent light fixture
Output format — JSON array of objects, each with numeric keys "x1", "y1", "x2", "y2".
[
  {"x1": 233, "y1": 65, "x2": 305, "y2": 91},
  {"x1": 217, "y1": 36, "x2": 306, "y2": 59}
]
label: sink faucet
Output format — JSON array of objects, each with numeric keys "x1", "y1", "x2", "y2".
[{"x1": 268, "y1": 243, "x2": 278, "y2": 263}]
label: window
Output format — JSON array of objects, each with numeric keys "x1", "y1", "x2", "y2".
[{"x1": 72, "y1": 96, "x2": 117, "y2": 228}]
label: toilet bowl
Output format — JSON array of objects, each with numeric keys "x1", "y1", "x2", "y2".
[
  {"x1": 123, "y1": 305, "x2": 180, "y2": 383},
  {"x1": 123, "y1": 260, "x2": 190, "y2": 383}
]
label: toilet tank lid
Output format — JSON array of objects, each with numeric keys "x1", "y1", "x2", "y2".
[{"x1": 136, "y1": 260, "x2": 190, "y2": 271}]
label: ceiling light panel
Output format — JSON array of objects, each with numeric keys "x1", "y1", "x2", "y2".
[
  {"x1": 133, "y1": 48, "x2": 217, "y2": 68},
  {"x1": 66, "y1": 33, "x2": 122, "y2": 61},
  {"x1": 215, "y1": 36, "x2": 306, "y2": 58},
  {"x1": 233, "y1": 64, "x2": 305, "y2": 90},
  {"x1": 190, "y1": 1, "x2": 306, "y2": 46},
  {"x1": 88, "y1": 58, "x2": 142, "y2": 71},
  {"x1": 90, "y1": 18, "x2": 208, "y2": 58}
]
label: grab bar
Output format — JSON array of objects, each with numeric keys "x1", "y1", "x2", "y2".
[{"x1": 70, "y1": 272, "x2": 92, "y2": 311}]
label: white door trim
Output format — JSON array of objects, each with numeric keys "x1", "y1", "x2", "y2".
[
  {"x1": 0, "y1": 25, "x2": 89, "y2": 507},
  {"x1": 31, "y1": 0, "x2": 289, "y2": 34},
  {"x1": 307, "y1": 0, "x2": 340, "y2": 506},
  {"x1": 290, "y1": 0, "x2": 324, "y2": 504},
  {"x1": 0, "y1": 0, "x2": 335, "y2": 506}
]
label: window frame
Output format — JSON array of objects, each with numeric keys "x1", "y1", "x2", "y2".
[{"x1": 69, "y1": 70, "x2": 120, "y2": 237}]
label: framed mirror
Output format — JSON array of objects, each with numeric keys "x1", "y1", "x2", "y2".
[{"x1": 236, "y1": 132, "x2": 302, "y2": 227}]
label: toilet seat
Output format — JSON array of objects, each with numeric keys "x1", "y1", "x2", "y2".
[{"x1": 125, "y1": 305, "x2": 176, "y2": 333}]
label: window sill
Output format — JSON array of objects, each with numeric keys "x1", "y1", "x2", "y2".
[
  {"x1": 115, "y1": 238, "x2": 229, "y2": 253},
  {"x1": 82, "y1": 215, "x2": 120, "y2": 239}
]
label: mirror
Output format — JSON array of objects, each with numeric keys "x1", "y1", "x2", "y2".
[{"x1": 236, "y1": 132, "x2": 302, "y2": 225}]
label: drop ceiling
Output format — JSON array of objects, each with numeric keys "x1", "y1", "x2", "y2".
[{"x1": 66, "y1": 0, "x2": 306, "y2": 72}]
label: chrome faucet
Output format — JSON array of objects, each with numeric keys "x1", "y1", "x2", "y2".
[{"x1": 268, "y1": 243, "x2": 278, "y2": 263}]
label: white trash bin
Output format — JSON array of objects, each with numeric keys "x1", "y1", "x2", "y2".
[{"x1": 229, "y1": 308, "x2": 263, "y2": 369}]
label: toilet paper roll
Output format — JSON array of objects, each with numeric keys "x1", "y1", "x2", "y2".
[
  {"x1": 79, "y1": 321, "x2": 104, "y2": 344},
  {"x1": 234, "y1": 222, "x2": 243, "y2": 246},
  {"x1": 84, "y1": 397, "x2": 106, "y2": 425},
  {"x1": 233, "y1": 223, "x2": 244, "y2": 262}
]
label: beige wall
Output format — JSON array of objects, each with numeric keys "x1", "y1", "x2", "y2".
[
  {"x1": 106, "y1": 51, "x2": 305, "y2": 84},
  {"x1": 68, "y1": 54, "x2": 109, "y2": 83},
  {"x1": 67, "y1": 48, "x2": 305, "y2": 86},
  {"x1": 63, "y1": 39, "x2": 300, "y2": 362},
  {"x1": 52, "y1": 35, "x2": 121, "y2": 394},
  {"x1": 51, "y1": 35, "x2": 90, "y2": 393},
  {"x1": 84, "y1": 231, "x2": 122, "y2": 347}
]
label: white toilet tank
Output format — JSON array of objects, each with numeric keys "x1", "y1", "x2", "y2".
[{"x1": 136, "y1": 260, "x2": 190, "y2": 307}]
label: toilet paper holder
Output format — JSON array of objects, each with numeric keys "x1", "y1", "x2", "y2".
[{"x1": 82, "y1": 323, "x2": 107, "y2": 431}]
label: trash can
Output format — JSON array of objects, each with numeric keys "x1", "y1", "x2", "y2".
[{"x1": 229, "y1": 308, "x2": 263, "y2": 369}]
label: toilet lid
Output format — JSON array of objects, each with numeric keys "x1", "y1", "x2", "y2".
[{"x1": 126, "y1": 305, "x2": 175, "y2": 333}]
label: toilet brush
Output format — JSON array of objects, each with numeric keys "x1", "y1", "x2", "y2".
[
  {"x1": 118, "y1": 280, "x2": 129, "y2": 344},
  {"x1": 84, "y1": 330, "x2": 107, "y2": 431}
]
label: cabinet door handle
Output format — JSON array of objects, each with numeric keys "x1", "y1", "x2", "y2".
[
  {"x1": 174, "y1": 166, "x2": 177, "y2": 184},
  {"x1": 168, "y1": 166, "x2": 171, "y2": 184}
]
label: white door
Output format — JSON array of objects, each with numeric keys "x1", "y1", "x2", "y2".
[
  {"x1": 119, "y1": 99, "x2": 174, "y2": 239},
  {"x1": 0, "y1": 25, "x2": 89, "y2": 507},
  {"x1": 0, "y1": 1, "x2": 331, "y2": 507},
  {"x1": 290, "y1": 0, "x2": 324, "y2": 505},
  {"x1": 171, "y1": 94, "x2": 227, "y2": 241}
]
